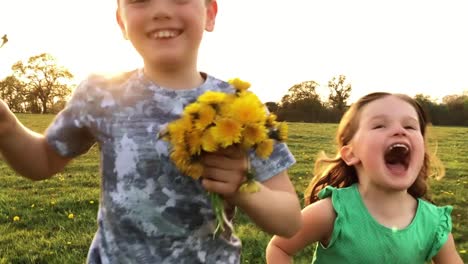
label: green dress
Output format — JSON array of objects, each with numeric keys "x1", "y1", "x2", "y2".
[{"x1": 312, "y1": 184, "x2": 452, "y2": 264}]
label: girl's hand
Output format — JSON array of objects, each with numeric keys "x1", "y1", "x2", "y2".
[{"x1": 201, "y1": 145, "x2": 248, "y2": 198}]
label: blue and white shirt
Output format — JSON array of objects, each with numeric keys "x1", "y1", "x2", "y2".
[{"x1": 46, "y1": 69, "x2": 296, "y2": 264}]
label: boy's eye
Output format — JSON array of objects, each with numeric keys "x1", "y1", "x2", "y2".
[{"x1": 127, "y1": 0, "x2": 147, "y2": 3}]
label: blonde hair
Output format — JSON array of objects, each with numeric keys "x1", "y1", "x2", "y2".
[{"x1": 304, "y1": 92, "x2": 445, "y2": 205}]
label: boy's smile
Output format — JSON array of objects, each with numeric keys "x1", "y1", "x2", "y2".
[{"x1": 116, "y1": 0, "x2": 217, "y2": 86}]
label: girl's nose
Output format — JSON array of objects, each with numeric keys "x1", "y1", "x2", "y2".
[{"x1": 391, "y1": 124, "x2": 407, "y2": 137}]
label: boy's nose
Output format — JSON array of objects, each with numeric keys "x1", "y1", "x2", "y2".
[{"x1": 150, "y1": 0, "x2": 173, "y2": 20}]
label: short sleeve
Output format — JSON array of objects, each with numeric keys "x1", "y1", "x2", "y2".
[
  {"x1": 426, "y1": 205, "x2": 453, "y2": 261},
  {"x1": 45, "y1": 78, "x2": 96, "y2": 157},
  {"x1": 249, "y1": 142, "x2": 296, "y2": 182},
  {"x1": 317, "y1": 185, "x2": 343, "y2": 248}
]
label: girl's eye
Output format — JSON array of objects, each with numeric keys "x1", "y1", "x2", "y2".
[
  {"x1": 404, "y1": 126, "x2": 416, "y2": 130},
  {"x1": 128, "y1": 0, "x2": 147, "y2": 3},
  {"x1": 372, "y1": 125, "x2": 384, "y2": 129}
]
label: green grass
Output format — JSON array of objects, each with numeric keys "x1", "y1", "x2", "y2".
[{"x1": 0, "y1": 115, "x2": 466, "y2": 263}]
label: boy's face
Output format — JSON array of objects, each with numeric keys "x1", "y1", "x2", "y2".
[{"x1": 116, "y1": 0, "x2": 217, "y2": 69}]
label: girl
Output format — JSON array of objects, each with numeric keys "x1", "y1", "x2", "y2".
[{"x1": 266, "y1": 92, "x2": 463, "y2": 263}]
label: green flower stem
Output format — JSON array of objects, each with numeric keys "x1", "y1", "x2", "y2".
[{"x1": 210, "y1": 192, "x2": 226, "y2": 237}]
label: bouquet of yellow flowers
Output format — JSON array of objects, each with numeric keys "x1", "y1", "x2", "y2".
[{"x1": 161, "y1": 78, "x2": 288, "y2": 236}]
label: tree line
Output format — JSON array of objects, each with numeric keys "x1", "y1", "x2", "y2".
[
  {"x1": 1, "y1": 53, "x2": 467, "y2": 126},
  {"x1": 268, "y1": 76, "x2": 467, "y2": 126}
]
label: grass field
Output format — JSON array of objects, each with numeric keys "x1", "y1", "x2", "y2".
[{"x1": 0, "y1": 114, "x2": 466, "y2": 263}]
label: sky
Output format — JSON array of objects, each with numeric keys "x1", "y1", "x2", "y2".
[{"x1": 1, "y1": 0, "x2": 467, "y2": 103}]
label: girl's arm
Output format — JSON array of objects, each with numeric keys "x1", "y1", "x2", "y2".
[
  {"x1": 432, "y1": 233, "x2": 463, "y2": 264},
  {"x1": 266, "y1": 198, "x2": 336, "y2": 264}
]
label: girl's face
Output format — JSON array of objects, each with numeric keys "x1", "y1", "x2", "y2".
[
  {"x1": 342, "y1": 96, "x2": 425, "y2": 192},
  {"x1": 116, "y1": 0, "x2": 217, "y2": 71}
]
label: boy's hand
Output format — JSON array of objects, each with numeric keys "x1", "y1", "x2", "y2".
[
  {"x1": 0, "y1": 99, "x2": 17, "y2": 140},
  {"x1": 201, "y1": 146, "x2": 248, "y2": 198}
]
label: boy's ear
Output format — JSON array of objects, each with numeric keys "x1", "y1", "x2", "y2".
[
  {"x1": 205, "y1": 0, "x2": 218, "y2": 32},
  {"x1": 116, "y1": 9, "x2": 128, "y2": 40},
  {"x1": 340, "y1": 145, "x2": 360, "y2": 166}
]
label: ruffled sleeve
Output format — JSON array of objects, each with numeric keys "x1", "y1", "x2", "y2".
[
  {"x1": 317, "y1": 186, "x2": 343, "y2": 248},
  {"x1": 426, "y1": 205, "x2": 453, "y2": 261}
]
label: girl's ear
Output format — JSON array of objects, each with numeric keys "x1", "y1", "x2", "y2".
[{"x1": 340, "y1": 145, "x2": 360, "y2": 166}]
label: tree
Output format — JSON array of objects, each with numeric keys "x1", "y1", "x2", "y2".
[
  {"x1": 0, "y1": 75, "x2": 26, "y2": 113},
  {"x1": 327, "y1": 75, "x2": 351, "y2": 113},
  {"x1": 277, "y1": 81, "x2": 326, "y2": 122},
  {"x1": 11, "y1": 53, "x2": 73, "y2": 114},
  {"x1": 265, "y1": 101, "x2": 279, "y2": 114}
]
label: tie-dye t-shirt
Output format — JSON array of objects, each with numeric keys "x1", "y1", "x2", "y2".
[{"x1": 46, "y1": 69, "x2": 296, "y2": 264}]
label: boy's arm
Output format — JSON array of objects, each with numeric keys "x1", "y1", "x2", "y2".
[
  {"x1": 201, "y1": 146, "x2": 301, "y2": 238},
  {"x1": 266, "y1": 198, "x2": 336, "y2": 264},
  {"x1": 432, "y1": 233, "x2": 463, "y2": 264},
  {"x1": 227, "y1": 170, "x2": 302, "y2": 238},
  {"x1": 0, "y1": 102, "x2": 70, "y2": 180}
]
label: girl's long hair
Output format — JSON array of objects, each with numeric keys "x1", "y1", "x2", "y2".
[{"x1": 304, "y1": 92, "x2": 445, "y2": 205}]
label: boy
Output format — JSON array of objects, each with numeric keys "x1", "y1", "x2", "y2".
[{"x1": 0, "y1": 0, "x2": 302, "y2": 263}]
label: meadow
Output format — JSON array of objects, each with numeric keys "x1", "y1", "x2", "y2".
[{"x1": 0, "y1": 114, "x2": 466, "y2": 263}]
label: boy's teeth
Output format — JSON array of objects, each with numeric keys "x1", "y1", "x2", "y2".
[{"x1": 153, "y1": 30, "x2": 177, "y2": 39}]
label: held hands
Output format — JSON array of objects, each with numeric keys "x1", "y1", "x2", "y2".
[{"x1": 201, "y1": 145, "x2": 249, "y2": 199}]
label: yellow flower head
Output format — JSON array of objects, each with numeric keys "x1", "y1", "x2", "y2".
[
  {"x1": 201, "y1": 127, "x2": 219, "y2": 152},
  {"x1": 197, "y1": 91, "x2": 227, "y2": 105},
  {"x1": 238, "y1": 180, "x2": 260, "y2": 193},
  {"x1": 212, "y1": 118, "x2": 243, "y2": 147},
  {"x1": 228, "y1": 78, "x2": 251, "y2": 92},
  {"x1": 256, "y1": 139, "x2": 274, "y2": 159},
  {"x1": 171, "y1": 146, "x2": 191, "y2": 170},
  {"x1": 242, "y1": 124, "x2": 268, "y2": 150},
  {"x1": 278, "y1": 122, "x2": 288, "y2": 141},
  {"x1": 183, "y1": 102, "x2": 201, "y2": 116},
  {"x1": 68, "y1": 213, "x2": 74, "y2": 219},
  {"x1": 167, "y1": 117, "x2": 192, "y2": 145},
  {"x1": 195, "y1": 104, "x2": 216, "y2": 130},
  {"x1": 13, "y1": 216, "x2": 20, "y2": 222},
  {"x1": 266, "y1": 114, "x2": 278, "y2": 127},
  {"x1": 187, "y1": 130, "x2": 203, "y2": 155},
  {"x1": 186, "y1": 162, "x2": 204, "y2": 180},
  {"x1": 229, "y1": 92, "x2": 266, "y2": 124}
]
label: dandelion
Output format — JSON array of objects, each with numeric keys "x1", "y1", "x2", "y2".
[
  {"x1": 31, "y1": 204, "x2": 35, "y2": 208},
  {"x1": 68, "y1": 213, "x2": 74, "y2": 219},
  {"x1": 256, "y1": 139, "x2": 275, "y2": 159},
  {"x1": 459, "y1": 249, "x2": 466, "y2": 254},
  {"x1": 159, "y1": 78, "x2": 288, "y2": 236},
  {"x1": 89, "y1": 200, "x2": 95, "y2": 204},
  {"x1": 197, "y1": 91, "x2": 227, "y2": 105},
  {"x1": 212, "y1": 118, "x2": 243, "y2": 147},
  {"x1": 228, "y1": 78, "x2": 251, "y2": 92},
  {"x1": 13, "y1": 216, "x2": 20, "y2": 222}
]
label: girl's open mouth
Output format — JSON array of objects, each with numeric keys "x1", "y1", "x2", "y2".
[{"x1": 384, "y1": 143, "x2": 410, "y2": 175}]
